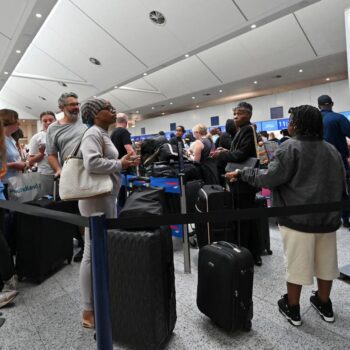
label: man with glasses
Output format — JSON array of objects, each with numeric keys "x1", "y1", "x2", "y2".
[
  {"x1": 213, "y1": 102, "x2": 262, "y2": 266},
  {"x1": 46, "y1": 92, "x2": 87, "y2": 262}
]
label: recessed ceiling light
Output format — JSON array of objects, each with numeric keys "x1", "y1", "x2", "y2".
[
  {"x1": 149, "y1": 10, "x2": 166, "y2": 25},
  {"x1": 169, "y1": 102, "x2": 173, "y2": 105},
  {"x1": 219, "y1": 89, "x2": 223, "y2": 93},
  {"x1": 191, "y1": 96, "x2": 195, "y2": 99},
  {"x1": 253, "y1": 81, "x2": 258, "y2": 84},
  {"x1": 251, "y1": 24, "x2": 257, "y2": 29},
  {"x1": 162, "y1": 112, "x2": 165, "y2": 115},
  {"x1": 185, "y1": 54, "x2": 190, "y2": 58},
  {"x1": 136, "y1": 110, "x2": 139, "y2": 113},
  {"x1": 89, "y1": 57, "x2": 101, "y2": 66},
  {"x1": 299, "y1": 69, "x2": 303, "y2": 73},
  {"x1": 131, "y1": 124, "x2": 135, "y2": 128},
  {"x1": 16, "y1": 50, "x2": 21, "y2": 54},
  {"x1": 326, "y1": 77, "x2": 330, "y2": 81},
  {"x1": 4, "y1": 72, "x2": 8, "y2": 75},
  {"x1": 93, "y1": 95, "x2": 97, "y2": 98},
  {"x1": 196, "y1": 105, "x2": 199, "y2": 108},
  {"x1": 143, "y1": 73, "x2": 148, "y2": 76},
  {"x1": 151, "y1": 106, "x2": 155, "y2": 110},
  {"x1": 114, "y1": 85, "x2": 118, "y2": 89},
  {"x1": 35, "y1": 13, "x2": 42, "y2": 18}
]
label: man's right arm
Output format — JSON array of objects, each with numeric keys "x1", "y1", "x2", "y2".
[{"x1": 48, "y1": 154, "x2": 61, "y2": 177}]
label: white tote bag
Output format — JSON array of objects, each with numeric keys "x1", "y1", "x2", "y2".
[{"x1": 59, "y1": 136, "x2": 113, "y2": 201}]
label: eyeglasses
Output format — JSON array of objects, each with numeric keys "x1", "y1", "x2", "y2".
[
  {"x1": 101, "y1": 105, "x2": 116, "y2": 113},
  {"x1": 65, "y1": 102, "x2": 80, "y2": 107}
]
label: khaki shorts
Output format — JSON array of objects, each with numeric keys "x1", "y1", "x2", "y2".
[{"x1": 279, "y1": 225, "x2": 339, "y2": 285}]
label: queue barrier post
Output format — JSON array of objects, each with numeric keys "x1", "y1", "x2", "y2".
[{"x1": 90, "y1": 213, "x2": 113, "y2": 350}]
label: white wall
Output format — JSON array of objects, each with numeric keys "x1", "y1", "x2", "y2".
[{"x1": 131, "y1": 79, "x2": 350, "y2": 136}]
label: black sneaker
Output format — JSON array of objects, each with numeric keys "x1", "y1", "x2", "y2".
[
  {"x1": 278, "y1": 294, "x2": 302, "y2": 326},
  {"x1": 73, "y1": 248, "x2": 84, "y2": 262},
  {"x1": 310, "y1": 291, "x2": 335, "y2": 323}
]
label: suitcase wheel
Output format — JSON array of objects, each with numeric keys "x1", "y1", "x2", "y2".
[{"x1": 267, "y1": 249, "x2": 273, "y2": 255}]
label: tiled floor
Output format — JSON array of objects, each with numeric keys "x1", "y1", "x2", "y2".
[{"x1": 1, "y1": 224, "x2": 349, "y2": 349}]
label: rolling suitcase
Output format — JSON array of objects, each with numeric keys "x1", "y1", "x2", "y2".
[
  {"x1": 195, "y1": 185, "x2": 234, "y2": 247},
  {"x1": 255, "y1": 195, "x2": 272, "y2": 255},
  {"x1": 197, "y1": 241, "x2": 254, "y2": 331},
  {"x1": 108, "y1": 226, "x2": 176, "y2": 349},
  {"x1": 15, "y1": 181, "x2": 76, "y2": 283}
]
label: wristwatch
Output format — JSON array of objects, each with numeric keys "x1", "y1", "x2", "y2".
[{"x1": 235, "y1": 169, "x2": 242, "y2": 179}]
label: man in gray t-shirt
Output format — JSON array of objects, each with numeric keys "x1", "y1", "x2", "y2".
[
  {"x1": 46, "y1": 92, "x2": 87, "y2": 262},
  {"x1": 46, "y1": 92, "x2": 87, "y2": 176}
]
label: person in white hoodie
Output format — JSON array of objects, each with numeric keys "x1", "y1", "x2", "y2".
[{"x1": 79, "y1": 98, "x2": 138, "y2": 329}]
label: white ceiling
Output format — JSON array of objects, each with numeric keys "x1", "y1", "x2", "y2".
[{"x1": 0, "y1": 0, "x2": 349, "y2": 121}]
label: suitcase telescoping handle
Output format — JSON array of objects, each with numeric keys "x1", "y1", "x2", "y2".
[{"x1": 53, "y1": 175, "x2": 59, "y2": 202}]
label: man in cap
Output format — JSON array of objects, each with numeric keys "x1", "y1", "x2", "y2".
[
  {"x1": 213, "y1": 101, "x2": 262, "y2": 266},
  {"x1": 318, "y1": 95, "x2": 350, "y2": 227},
  {"x1": 46, "y1": 92, "x2": 87, "y2": 262}
]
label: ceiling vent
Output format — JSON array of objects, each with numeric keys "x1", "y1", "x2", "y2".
[
  {"x1": 203, "y1": 93, "x2": 211, "y2": 96},
  {"x1": 58, "y1": 81, "x2": 67, "y2": 87},
  {"x1": 149, "y1": 11, "x2": 166, "y2": 25}
]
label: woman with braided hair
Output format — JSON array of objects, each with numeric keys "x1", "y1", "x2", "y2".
[{"x1": 226, "y1": 105, "x2": 345, "y2": 327}]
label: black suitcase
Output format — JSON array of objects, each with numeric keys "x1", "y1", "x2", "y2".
[
  {"x1": 255, "y1": 196, "x2": 272, "y2": 255},
  {"x1": 15, "y1": 198, "x2": 76, "y2": 283},
  {"x1": 197, "y1": 241, "x2": 254, "y2": 331},
  {"x1": 195, "y1": 185, "x2": 234, "y2": 247},
  {"x1": 185, "y1": 179, "x2": 204, "y2": 213},
  {"x1": 108, "y1": 227, "x2": 176, "y2": 349}
]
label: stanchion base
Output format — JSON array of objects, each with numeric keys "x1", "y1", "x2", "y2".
[{"x1": 339, "y1": 264, "x2": 350, "y2": 279}]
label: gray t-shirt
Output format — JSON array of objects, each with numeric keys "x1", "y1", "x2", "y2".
[{"x1": 46, "y1": 119, "x2": 87, "y2": 165}]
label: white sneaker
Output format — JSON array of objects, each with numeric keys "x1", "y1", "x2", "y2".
[
  {"x1": 3, "y1": 275, "x2": 18, "y2": 292},
  {"x1": 0, "y1": 290, "x2": 18, "y2": 309}
]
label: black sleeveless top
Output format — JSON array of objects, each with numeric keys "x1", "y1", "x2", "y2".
[{"x1": 200, "y1": 138, "x2": 212, "y2": 162}]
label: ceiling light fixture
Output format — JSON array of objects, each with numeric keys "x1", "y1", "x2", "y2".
[
  {"x1": 136, "y1": 110, "x2": 139, "y2": 113},
  {"x1": 169, "y1": 102, "x2": 173, "y2": 105},
  {"x1": 114, "y1": 85, "x2": 118, "y2": 89},
  {"x1": 16, "y1": 50, "x2": 21, "y2": 54},
  {"x1": 219, "y1": 89, "x2": 223, "y2": 93},
  {"x1": 299, "y1": 69, "x2": 303, "y2": 73},
  {"x1": 89, "y1": 57, "x2": 101, "y2": 66},
  {"x1": 253, "y1": 81, "x2": 258, "y2": 84},
  {"x1": 4, "y1": 72, "x2": 8, "y2": 75},
  {"x1": 35, "y1": 13, "x2": 42, "y2": 18},
  {"x1": 151, "y1": 107, "x2": 155, "y2": 110},
  {"x1": 93, "y1": 95, "x2": 97, "y2": 98},
  {"x1": 191, "y1": 96, "x2": 195, "y2": 99},
  {"x1": 162, "y1": 112, "x2": 165, "y2": 115},
  {"x1": 251, "y1": 24, "x2": 257, "y2": 29},
  {"x1": 143, "y1": 72, "x2": 148, "y2": 76},
  {"x1": 185, "y1": 54, "x2": 190, "y2": 58},
  {"x1": 196, "y1": 105, "x2": 199, "y2": 108},
  {"x1": 326, "y1": 77, "x2": 330, "y2": 81},
  {"x1": 149, "y1": 10, "x2": 166, "y2": 25}
]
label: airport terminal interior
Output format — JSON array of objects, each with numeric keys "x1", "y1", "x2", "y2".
[{"x1": 1, "y1": 0, "x2": 350, "y2": 349}]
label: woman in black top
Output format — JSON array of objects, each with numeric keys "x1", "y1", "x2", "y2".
[{"x1": 190, "y1": 124, "x2": 212, "y2": 162}]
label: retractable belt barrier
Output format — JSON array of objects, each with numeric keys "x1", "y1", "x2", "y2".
[
  {"x1": 2, "y1": 199, "x2": 350, "y2": 350},
  {"x1": 1, "y1": 200, "x2": 350, "y2": 229}
]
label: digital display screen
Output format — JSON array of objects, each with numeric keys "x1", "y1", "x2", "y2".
[
  {"x1": 170, "y1": 122, "x2": 176, "y2": 131},
  {"x1": 211, "y1": 116, "x2": 219, "y2": 126},
  {"x1": 261, "y1": 120, "x2": 278, "y2": 131},
  {"x1": 270, "y1": 106, "x2": 284, "y2": 119}
]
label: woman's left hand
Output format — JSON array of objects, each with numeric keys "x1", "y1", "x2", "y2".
[
  {"x1": 225, "y1": 171, "x2": 239, "y2": 183},
  {"x1": 121, "y1": 153, "x2": 140, "y2": 169}
]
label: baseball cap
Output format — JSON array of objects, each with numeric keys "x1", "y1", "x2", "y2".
[{"x1": 317, "y1": 95, "x2": 333, "y2": 105}]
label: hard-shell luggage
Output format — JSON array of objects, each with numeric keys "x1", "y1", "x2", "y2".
[
  {"x1": 195, "y1": 185, "x2": 234, "y2": 247},
  {"x1": 197, "y1": 241, "x2": 254, "y2": 331},
  {"x1": 108, "y1": 226, "x2": 176, "y2": 349},
  {"x1": 15, "y1": 198, "x2": 77, "y2": 283},
  {"x1": 255, "y1": 195, "x2": 272, "y2": 255}
]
